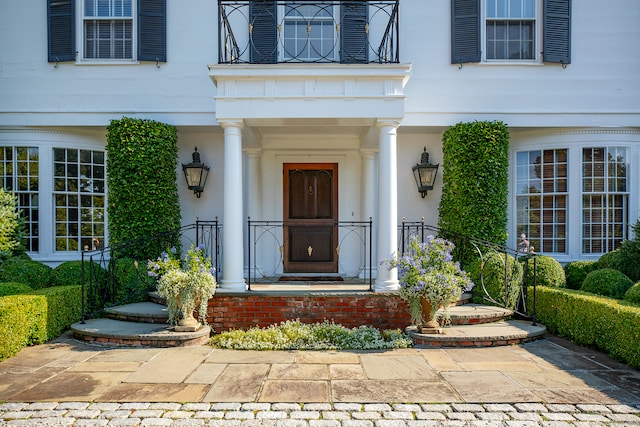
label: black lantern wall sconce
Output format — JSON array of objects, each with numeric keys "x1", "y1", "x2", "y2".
[
  {"x1": 412, "y1": 147, "x2": 439, "y2": 198},
  {"x1": 182, "y1": 147, "x2": 209, "y2": 198}
]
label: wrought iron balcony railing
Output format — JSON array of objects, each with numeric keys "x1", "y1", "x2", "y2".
[{"x1": 218, "y1": 0, "x2": 399, "y2": 64}]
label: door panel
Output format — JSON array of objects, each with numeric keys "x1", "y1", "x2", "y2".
[{"x1": 283, "y1": 163, "x2": 338, "y2": 273}]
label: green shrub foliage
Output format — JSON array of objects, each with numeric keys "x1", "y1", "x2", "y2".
[
  {"x1": 597, "y1": 249, "x2": 623, "y2": 271},
  {"x1": 530, "y1": 286, "x2": 640, "y2": 369},
  {"x1": 50, "y1": 260, "x2": 106, "y2": 288},
  {"x1": 106, "y1": 117, "x2": 181, "y2": 260},
  {"x1": 438, "y1": 121, "x2": 509, "y2": 268},
  {"x1": 581, "y1": 268, "x2": 634, "y2": 299},
  {"x1": 0, "y1": 285, "x2": 81, "y2": 361},
  {"x1": 0, "y1": 282, "x2": 33, "y2": 297},
  {"x1": 625, "y1": 282, "x2": 640, "y2": 305},
  {"x1": 564, "y1": 260, "x2": 597, "y2": 290},
  {"x1": 112, "y1": 257, "x2": 155, "y2": 305},
  {"x1": 0, "y1": 188, "x2": 26, "y2": 261},
  {"x1": 0, "y1": 258, "x2": 52, "y2": 289},
  {"x1": 468, "y1": 252, "x2": 523, "y2": 309},
  {"x1": 520, "y1": 255, "x2": 565, "y2": 288},
  {"x1": 612, "y1": 219, "x2": 640, "y2": 282}
]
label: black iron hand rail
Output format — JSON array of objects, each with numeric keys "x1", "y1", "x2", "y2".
[
  {"x1": 218, "y1": 0, "x2": 400, "y2": 64},
  {"x1": 399, "y1": 218, "x2": 538, "y2": 324},
  {"x1": 80, "y1": 220, "x2": 222, "y2": 321},
  {"x1": 247, "y1": 218, "x2": 373, "y2": 290}
]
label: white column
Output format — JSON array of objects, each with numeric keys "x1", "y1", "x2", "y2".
[
  {"x1": 374, "y1": 120, "x2": 400, "y2": 292},
  {"x1": 361, "y1": 149, "x2": 377, "y2": 282},
  {"x1": 220, "y1": 121, "x2": 246, "y2": 292}
]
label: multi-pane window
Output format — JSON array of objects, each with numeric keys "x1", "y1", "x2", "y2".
[
  {"x1": 83, "y1": 0, "x2": 133, "y2": 59},
  {"x1": 53, "y1": 148, "x2": 105, "y2": 252},
  {"x1": 0, "y1": 147, "x2": 39, "y2": 252},
  {"x1": 516, "y1": 149, "x2": 567, "y2": 253},
  {"x1": 486, "y1": 0, "x2": 536, "y2": 60},
  {"x1": 282, "y1": 2, "x2": 336, "y2": 61},
  {"x1": 582, "y1": 148, "x2": 628, "y2": 253}
]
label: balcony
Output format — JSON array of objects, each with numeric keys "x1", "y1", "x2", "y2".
[{"x1": 217, "y1": 0, "x2": 399, "y2": 64}]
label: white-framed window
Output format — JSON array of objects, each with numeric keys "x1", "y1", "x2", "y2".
[
  {"x1": 82, "y1": 0, "x2": 134, "y2": 60},
  {"x1": 582, "y1": 147, "x2": 629, "y2": 254},
  {"x1": 516, "y1": 148, "x2": 568, "y2": 254},
  {"x1": 281, "y1": 1, "x2": 337, "y2": 61},
  {"x1": 484, "y1": 0, "x2": 538, "y2": 61},
  {"x1": 0, "y1": 147, "x2": 40, "y2": 252},
  {"x1": 48, "y1": 0, "x2": 165, "y2": 64},
  {"x1": 53, "y1": 148, "x2": 106, "y2": 252}
]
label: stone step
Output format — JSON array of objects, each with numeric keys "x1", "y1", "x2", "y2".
[
  {"x1": 442, "y1": 303, "x2": 513, "y2": 325},
  {"x1": 407, "y1": 319, "x2": 547, "y2": 348},
  {"x1": 71, "y1": 318, "x2": 211, "y2": 348},
  {"x1": 105, "y1": 302, "x2": 169, "y2": 323}
]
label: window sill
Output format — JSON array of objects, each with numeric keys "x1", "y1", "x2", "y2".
[
  {"x1": 75, "y1": 60, "x2": 141, "y2": 66},
  {"x1": 479, "y1": 60, "x2": 543, "y2": 66}
]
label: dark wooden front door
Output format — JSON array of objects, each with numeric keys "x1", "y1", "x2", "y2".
[{"x1": 283, "y1": 163, "x2": 338, "y2": 273}]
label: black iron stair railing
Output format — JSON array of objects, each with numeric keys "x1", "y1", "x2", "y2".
[{"x1": 81, "y1": 220, "x2": 222, "y2": 321}]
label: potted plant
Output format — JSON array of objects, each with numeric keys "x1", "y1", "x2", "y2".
[
  {"x1": 147, "y1": 244, "x2": 217, "y2": 331},
  {"x1": 383, "y1": 235, "x2": 474, "y2": 333}
]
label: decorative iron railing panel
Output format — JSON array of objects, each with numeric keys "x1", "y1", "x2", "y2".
[
  {"x1": 218, "y1": 0, "x2": 399, "y2": 64},
  {"x1": 247, "y1": 219, "x2": 373, "y2": 290},
  {"x1": 81, "y1": 220, "x2": 222, "y2": 320},
  {"x1": 399, "y1": 218, "x2": 538, "y2": 324}
]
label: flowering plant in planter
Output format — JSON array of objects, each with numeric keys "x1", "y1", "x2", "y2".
[
  {"x1": 147, "y1": 244, "x2": 217, "y2": 329},
  {"x1": 383, "y1": 235, "x2": 474, "y2": 331}
]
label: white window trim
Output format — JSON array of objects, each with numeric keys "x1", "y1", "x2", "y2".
[
  {"x1": 509, "y1": 129, "x2": 639, "y2": 264},
  {"x1": 481, "y1": 0, "x2": 543, "y2": 65},
  {"x1": 75, "y1": 0, "x2": 138, "y2": 64}
]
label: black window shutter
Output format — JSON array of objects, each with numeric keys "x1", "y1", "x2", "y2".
[
  {"x1": 341, "y1": 1, "x2": 369, "y2": 64},
  {"x1": 138, "y1": 0, "x2": 166, "y2": 62},
  {"x1": 250, "y1": 1, "x2": 277, "y2": 64},
  {"x1": 48, "y1": 0, "x2": 75, "y2": 63},
  {"x1": 543, "y1": 0, "x2": 571, "y2": 65},
  {"x1": 451, "y1": 0, "x2": 480, "y2": 64}
]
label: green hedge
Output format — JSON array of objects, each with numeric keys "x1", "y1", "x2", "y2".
[
  {"x1": 0, "y1": 285, "x2": 82, "y2": 361},
  {"x1": 438, "y1": 121, "x2": 509, "y2": 267},
  {"x1": 530, "y1": 286, "x2": 640, "y2": 369}
]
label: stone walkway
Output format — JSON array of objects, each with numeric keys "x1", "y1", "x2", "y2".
[{"x1": 1, "y1": 332, "x2": 639, "y2": 426}]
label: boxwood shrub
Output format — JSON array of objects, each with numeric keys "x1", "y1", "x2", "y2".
[
  {"x1": 624, "y1": 282, "x2": 640, "y2": 305},
  {"x1": 50, "y1": 260, "x2": 106, "y2": 288},
  {"x1": 581, "y1": 268, "x2": 633, "y2": 299},
  {"x1": 468, "y1": 252, "x2": 522, "y2": 309},
  {"x1": 0, "y1": 285, "x2": 81, "y2": 361},
  {"x1": 0, "y1": 258, "x2": 52, "y2": 289},
  {"x1": 529, "y1": 286, "x2": 640, "y2": 369},
  {"x1": 564, "y1": 260, "x2": 597, "y2": 290},
  {"x1": 112, "y1": 257, "x2": 155, "y2": 305},
  {"x1": 0, "y1": 282, "x2": 33, "y2": 297},
  {"x1": 520, "y1": 255, "x2": 566, "y2": 288}
]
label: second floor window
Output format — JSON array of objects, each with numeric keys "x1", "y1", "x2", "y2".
[
  {"x1": 485, "y1": 0, "x2": 536, "y2": 61},
  {"x1": 83, "y1": 0, "x2": 133, "y2": 60},
  {"x1": 283, "y1": 2, "x2": 337, "y2": 61},
  {"x1": 47, "y1": 0, "x2": 166, "y2": 64},
  {"x1": 451, "y1": 0, "x2": 570, "y2": 66}
]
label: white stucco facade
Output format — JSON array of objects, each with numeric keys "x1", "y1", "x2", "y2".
[{"x1": 1, "y1": 0, "x2": 639, "y2": 288}]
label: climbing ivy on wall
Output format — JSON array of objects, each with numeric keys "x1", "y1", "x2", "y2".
[
  {"x1": 438, "y1": 121, "x2": 510, "y2": 264},
  {"x1": 106, "y1": 117, "x2": 181, "y2": 260}
]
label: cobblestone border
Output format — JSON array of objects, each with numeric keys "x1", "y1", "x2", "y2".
[{"x1": 1, "y1": 402, "x2": 639, "y2": 426}]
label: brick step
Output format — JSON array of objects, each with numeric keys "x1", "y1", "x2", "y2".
[
  {"x1": 70, "y1": 318, "x2": 210, "y2": 348},
  {"x1": 408, "y1": 319, "x2": 547, "y2": 348},
  {"x1": 105, "y1": 302, "x2": 168, "y2": 324}
]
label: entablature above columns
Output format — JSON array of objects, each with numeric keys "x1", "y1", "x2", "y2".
[{"x1": 208, "y1": 64, "x2": 412, "y2": 122}]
